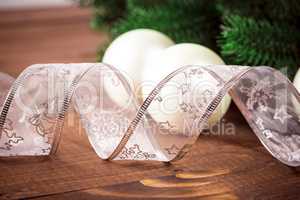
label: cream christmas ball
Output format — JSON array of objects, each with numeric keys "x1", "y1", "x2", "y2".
[
  {"x1": 102, "y1": 29, "x2": 175, "y2": 107},
  {"x1": 141, "y1": 43, "x2": 231, "y2": 128},
  {"x1": 294, "y1": 68, "x2": 300, "y2": 93},
  {"x1": 293, "y1": 68, "x2": 300, "y2": 115}
]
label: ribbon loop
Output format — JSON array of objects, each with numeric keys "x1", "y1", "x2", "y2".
[{"x1": 0, "y1": 64, "x2": 299, "y2": 166}]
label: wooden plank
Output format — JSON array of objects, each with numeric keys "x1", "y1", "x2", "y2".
[
  {"x1": 0, "y1": 7, "x2": 107, "y2": 77},
  {"x1": 0, "y1": 6, "x2": 299, "y2": 200},
  {"x1": 1, "y1": 107, "x2": 299, "y2": 199}
]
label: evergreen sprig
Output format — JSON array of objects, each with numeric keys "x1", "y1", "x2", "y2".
[
  {"x1": 216, "y1": 0, "x2": 300, "y2": 24},
  {"x1": 111, "y1": 0, "x2": 219, "y2": 50},
  {"x1": 89, "y1": 0, "x2": 126, "y2": 30},
  {"x1": 88, "y1": 0, "x2": 300, "y2": 78},
  {"x1": 219, "y1": 14, "x2": 300, "y2": 78}
]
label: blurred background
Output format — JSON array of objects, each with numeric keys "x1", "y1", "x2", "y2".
[
  {"x1": 0, "y1": 0, "x2": 299, "y2": 79},
  {"x1": 0, "y1": 0, "x2": 106, "y2": 77},
  {"x1": 0, "y1": 0, "x2": 73, "y2": 9}
]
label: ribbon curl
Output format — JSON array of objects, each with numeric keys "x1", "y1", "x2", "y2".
[{"x1": 0, "y1": 63, "x2": 299, "y2": 166}]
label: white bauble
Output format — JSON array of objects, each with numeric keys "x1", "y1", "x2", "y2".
[
  {"x1": 102, "y1": 29, "x2": 175, "y2": 107},
  {"x1": 294, "y1": 68, "x2": 300, "y2": 93},
  {"x1": 293, "y1": 68, "x2": 300, "y2": 115},
  {"x1": 141, "y1": 43, "x2": 231, "y2": 128}
]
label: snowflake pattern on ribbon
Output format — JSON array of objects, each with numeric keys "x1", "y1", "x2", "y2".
[{"x1": 238, "y1": 76, "x2": 276, "y2": 112}]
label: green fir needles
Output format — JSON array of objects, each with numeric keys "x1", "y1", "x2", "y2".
[{"x1": 88, "y1": 0, "x2": 300, "y2": 78}]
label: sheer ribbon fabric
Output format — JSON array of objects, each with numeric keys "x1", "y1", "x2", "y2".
[{"x1": 0, "y1": 63, "x2": 299, "y2": 166}]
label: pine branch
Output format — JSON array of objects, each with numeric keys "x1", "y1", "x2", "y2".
[
  {"x1": 219, "y1": 14, "x2": 300, "y2": 78},
  {"x1": 111, "y1": 0, "x2": 220, "y2": 50},
  {"x1": 89, "y1": 0, "x2": 126, "y2": 30},
  {"x1": 216, "y1": 0, "x2": 300, "y2": 24}
]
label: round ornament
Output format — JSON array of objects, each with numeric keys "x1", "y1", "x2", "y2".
[
  {"x1": 293, "y1": 68, "x2": 300, "y2": 93},
  {"x1": 141, "y1": 43, "x2": 231, "y2": 129},
  {"x1": 102, "y1": 29, "x2": 175, "y2": 106}
]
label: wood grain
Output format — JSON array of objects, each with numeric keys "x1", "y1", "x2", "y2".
[
  {"x1": 0, "y1": 6, "x2": 107, "y2": 77},
  {"x1": 0, "y1": 7, "x2": 299, "y2": 200}
]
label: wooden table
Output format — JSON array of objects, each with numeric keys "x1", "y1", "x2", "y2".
[{"x1": 0, "y1": 7, "x2": 299, "y2": 200}]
